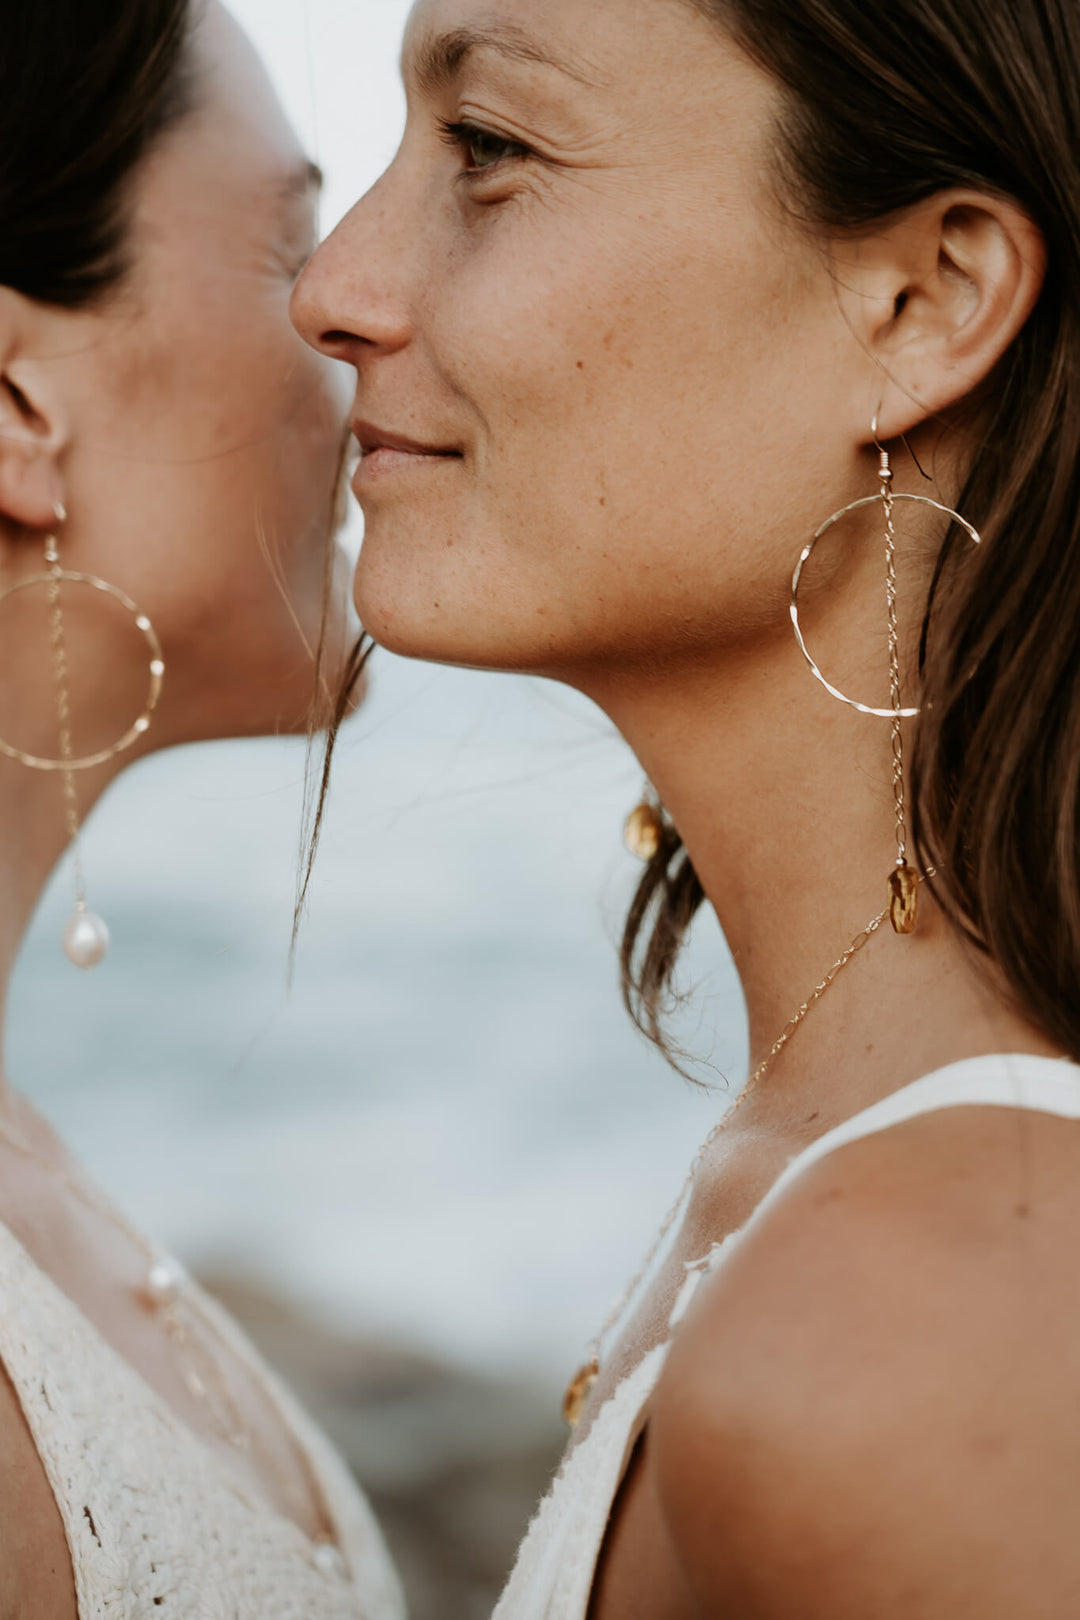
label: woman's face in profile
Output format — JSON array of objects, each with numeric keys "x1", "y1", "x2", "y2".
[
  {"x1": 294, "y1": 0, "x2": 861, "y2": 685},
  {"x1": 8, "y1": 3, "x2": 352, "y2": 761}
]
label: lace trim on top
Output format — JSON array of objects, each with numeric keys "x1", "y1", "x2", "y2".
[{"x1": 0, "y1": 1219, "x2": 405, "y2": 1619}]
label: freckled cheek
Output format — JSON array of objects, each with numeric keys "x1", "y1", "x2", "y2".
[{"x1": 471, "y1": 322, "x2": 644, "y2": 516}]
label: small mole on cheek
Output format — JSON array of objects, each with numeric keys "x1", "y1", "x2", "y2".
[
  {"x1": 599, "y1": 497, "x2": 606, "y2": 506},
  {"x1": 576, "y1": 360, "x2": 585, "y2": 370}
]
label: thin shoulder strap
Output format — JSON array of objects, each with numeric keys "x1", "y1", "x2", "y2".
[
  {"x1": 668, "y1": 1054, "x2": 1080, "y2": 1328},
  {"x1": 753, "y1": 1052, "x2": 1080, "y2": 1230}
]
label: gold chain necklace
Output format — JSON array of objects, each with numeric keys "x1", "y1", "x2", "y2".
[
  {"x1": 562, "y1": 895, "x2": 894, "y2": 1427},
  {"x1": 0, "y1": 1112, "x2": 345, "y2": 1568}
]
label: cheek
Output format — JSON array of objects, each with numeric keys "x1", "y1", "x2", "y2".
[
  {"x1": 166, "y1": 270, "x2": 341, "y2": 520},
  {"x1": 82, "y1": 275, "x2": 349, "y2": 727},
  {"x1": 361, "y1": 198, "x2": 820, "y2": 664}
]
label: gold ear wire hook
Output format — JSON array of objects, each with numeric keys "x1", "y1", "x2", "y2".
[
  {"x1": 871, "y1": 410, "x2": 886, "y2": 454},
  {"x1": 873, "y1": 406, "x2": 933, "y2": 482},
  {"x1": 871, "y1": 412, "x2": 892, "y2": 489}
]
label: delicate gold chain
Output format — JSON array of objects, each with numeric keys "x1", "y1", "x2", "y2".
[
  {"x1": 577, "y1": 898, "x2": 890, "y2": 1379},
  {"x1": 44, "y1": 537, "x2": 87, "y2": 907},
  {"x1": 882, "y1": 458, "x2": 908, "y2": 866}
]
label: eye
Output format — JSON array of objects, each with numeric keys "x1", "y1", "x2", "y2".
[{"x1": 438, "y1": 118, "x2": 532, "y2": 176}]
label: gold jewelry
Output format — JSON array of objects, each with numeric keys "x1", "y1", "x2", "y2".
[
  {"x1": 624, "y1": 785, "x2": 664, "y2": 861},
  {"x1": 0, "y1": 509, "x2": 166, "y2": 967},
  {"x1": 563, "y1": 894, "x2": 891, "y2": 1427},
  {"x1": 790, "y1": 420, "x2": 979, "y2": 934}
]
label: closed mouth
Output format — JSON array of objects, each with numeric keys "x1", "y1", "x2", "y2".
[{"x1": 351, "y1": 420, "x2": 461, "y2": 460}]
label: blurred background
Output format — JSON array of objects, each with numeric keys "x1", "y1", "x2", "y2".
[{"x1": 8, "y1": 3, "x2": 747, "y2": 1615}]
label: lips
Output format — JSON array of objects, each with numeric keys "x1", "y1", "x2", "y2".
[{"x1": 351, "y1": 419, "x2": 460, "y2": 460}]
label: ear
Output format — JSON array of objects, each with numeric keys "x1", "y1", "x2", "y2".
[
  {"x1": 835, "y1": 190, "x2": 1047, "y2": 442},
  {"x1": 0, "y1": 291, "x2": 69, "y2": 533}
]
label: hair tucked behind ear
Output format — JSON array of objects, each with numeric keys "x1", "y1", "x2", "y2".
[
  {"x1": 624, "y1": 0, "x2": 1080, "y2": 1062},
  {"x1": 1, "y1": 0, "x2": 194, "y2": 307}
]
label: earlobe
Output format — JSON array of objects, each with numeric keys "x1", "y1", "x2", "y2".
[
  {"x1": 0, "y1": 300, "x2": 69, "y2": 534},
  {"x1": 0, "y1": 374, "x2": 67, "y2": 532}
]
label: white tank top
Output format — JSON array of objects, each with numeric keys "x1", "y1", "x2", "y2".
[
  {"x1": 0, "y1": 1218, "x2": 405, "y2": 1619},
  {"x1": 493, "y1": 1053, "x2": 1080, "y2": 1620}
]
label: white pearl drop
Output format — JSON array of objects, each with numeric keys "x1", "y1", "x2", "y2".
[
  {"x1": 62, "y1": 909, "x2": 110, "y2": 970},
  {"x1": 313, "y1": 1542, "x2": 347, "y2": 1579},
  {"x1": 145, "y1": 1257, "x2": 185, "y2": 1307}
]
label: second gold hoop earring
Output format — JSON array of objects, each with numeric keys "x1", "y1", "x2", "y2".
[
  {"x1": 0, "y1": 508, "x2": 166, "y2": 968},
  {"x1": 790, "y1": 422, "x2": 980, "y2": 934}
]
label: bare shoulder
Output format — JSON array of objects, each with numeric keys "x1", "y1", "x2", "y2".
[
  {"x1": 651, "y1": 1104, "x2": 1080, "y2": 1619},
  {"x1": 0, "y1": 1358, "x2": 75, "y2": 1620}
]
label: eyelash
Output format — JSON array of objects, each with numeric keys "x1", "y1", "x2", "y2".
[{"x1": 437, "y1": 118, "x2": 533, "y2": 178}]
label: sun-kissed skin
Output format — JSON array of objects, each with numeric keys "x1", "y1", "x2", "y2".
[
  {"x1": 0, "y1": 7, "x2": 355, "y2": 1615},
  {"x1": 294, "y1": 0, "x2": 1080, "y2": 1613}
]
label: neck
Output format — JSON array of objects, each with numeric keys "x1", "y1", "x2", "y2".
[{"x1": 581, "y1": 626, "x2": 1058, "y2": 1125}]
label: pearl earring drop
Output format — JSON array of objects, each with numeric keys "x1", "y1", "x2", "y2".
[
  {"x1": 63, "y1": 906, "x2": 111, "y2": 970},
  {"x1": 0, "y1": 503, "x2": 165, "y2": 969}
]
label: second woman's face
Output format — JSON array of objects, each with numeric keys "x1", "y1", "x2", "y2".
[
  {"x1": 14, "y1": 3, "x2": 354, "y2": 763},
  {"x1": 293, "y1": 0, "x2": 867, "y2": 684}
]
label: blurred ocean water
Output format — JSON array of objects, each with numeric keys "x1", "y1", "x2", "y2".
[{"x1": 9, "y1": 653, "x2": 747, "y2": 1378}]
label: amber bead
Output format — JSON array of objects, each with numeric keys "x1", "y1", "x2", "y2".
[
  {"x1": 562, "y1": 1359, "x2": 600, "y2": 1428},
  {"x1": 889, "y1": 864, "x2": 919, "y2": 935},
  {"x1": 625, "y1": 802, "x2": 662, "y2": 862}
]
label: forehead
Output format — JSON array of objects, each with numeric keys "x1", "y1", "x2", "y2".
[
  {"x1": 401, "y1": 0, "x2": 780, "y2": 181},
  {"x1": 401, "y1": 0, "x2": 684, "y2": 91},
  {"x1": 131, "y1": 2, "x2": 317, "y2": 269},
  {"x1": 190, "y1": 1, "x2": 308, "y2": 185}
]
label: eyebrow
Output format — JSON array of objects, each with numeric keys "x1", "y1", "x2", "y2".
[{"x1": 409, "y1": 23, "x2": 596, "y2": 94}]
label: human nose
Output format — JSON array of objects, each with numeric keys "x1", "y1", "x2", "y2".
[{"x1": 291, "y1": 174, "x2": 415, "y2": 366}]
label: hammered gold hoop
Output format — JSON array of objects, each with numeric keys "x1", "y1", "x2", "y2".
[
  {"x1": 0, "y1": 570, "x2": 165, "y2": 771},
  {"x1": 789, "y1": 491, "x2": 981, "y2": 718}
]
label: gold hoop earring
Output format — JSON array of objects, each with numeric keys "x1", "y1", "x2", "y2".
[
  {"x1": 790, "y1": 421, "x2": 980, "y2": 934},
  {"x1": 0, "y1": 509, "x2": 166, "y2": 967}
]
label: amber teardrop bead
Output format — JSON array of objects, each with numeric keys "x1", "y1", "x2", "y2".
[
  {"x1": 889, "y1": 864, "x2": 919, "y2": 935},
  {"x1": 625, "y1": 802, "x2": 662, "y2": 862},
  {"x1": 562, "y1": 1358, "x2": 600, "y2": 1428}
]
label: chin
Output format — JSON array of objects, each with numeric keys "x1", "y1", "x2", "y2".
[
  {"x1": 350, "y1": 518, "x2": 526, "y2": 671},
  {"x1": 353, "y1": 563, "x2": 491, "y2": 670},
  {"x1": 352, "y1": 551, "x2": 635, "y2": 684}
]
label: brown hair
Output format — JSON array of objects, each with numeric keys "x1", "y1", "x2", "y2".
[
  {"x1": 623, "y1": 0, "x2": 1080, "y2": 1062},
  {"x1": 2, "y1": 0, "x2": 194, "y2": 308}
]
